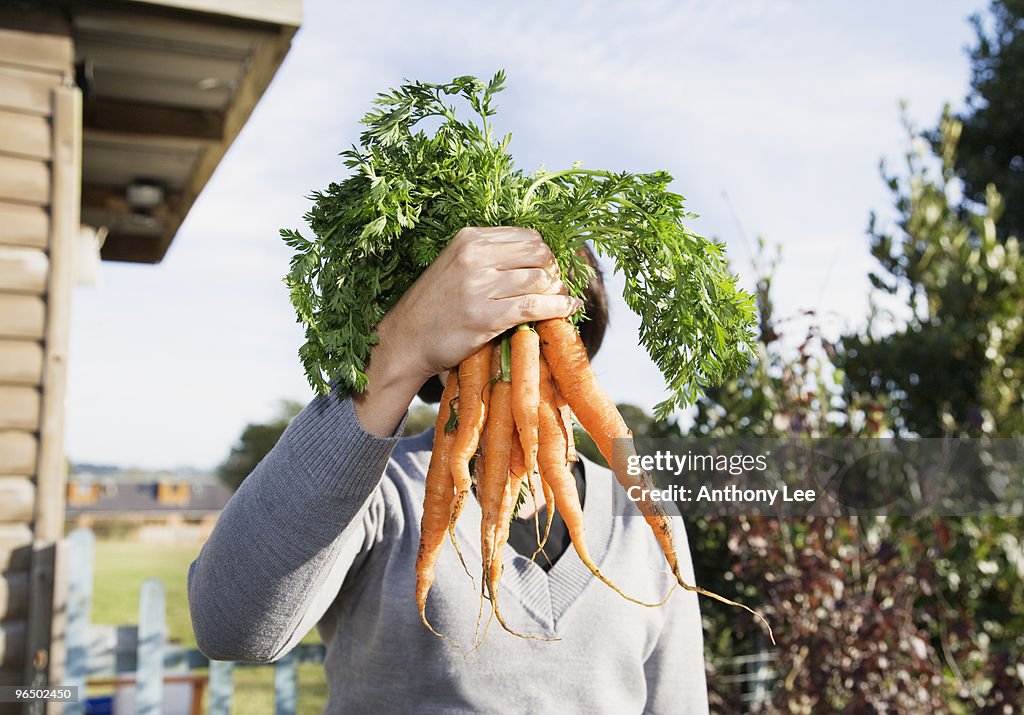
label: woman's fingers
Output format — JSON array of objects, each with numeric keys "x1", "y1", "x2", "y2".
[
  {"x1": 491, "y1": 267, "x2": 564, "y2": 298},
  {"x1": 487, "y1": 293, "x2": 582, "y2": 327},
  {"x1": 451, "y1": 226, "x2": 558, "y2": 273},
  {"x1": 448, "y1": 227, "x2": 563, "y2": 300},
  {"x1": 388, "y1": 225, "x2": 574, "y2": 376},
  {"x1": 452, "y1": 227, "x2": 572, "y2": 325},
  {"x1": 489, "y1": 240, "x2": 558, "y2": 272}
]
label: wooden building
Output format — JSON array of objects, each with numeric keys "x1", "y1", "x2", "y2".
[{"x1": 0, "y1": 0, "x2": 300, "y2": 702}]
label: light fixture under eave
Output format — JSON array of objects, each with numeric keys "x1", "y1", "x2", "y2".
[{"x1": 125, "y1": 181, "x2": 165, "y2": 211}]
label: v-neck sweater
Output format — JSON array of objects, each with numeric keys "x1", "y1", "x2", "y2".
[{"x1": 189, "y1": 391, "x2": 709, "y2": 714}]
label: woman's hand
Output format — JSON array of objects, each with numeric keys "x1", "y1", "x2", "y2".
[{"x1": 353, "y1": 227, "x2": 580, "y2": 436}]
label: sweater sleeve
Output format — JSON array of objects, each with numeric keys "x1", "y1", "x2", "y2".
[
  {"x1": 187, "y1": 392, "x2": 406, "y2": 662},
  {"x1": 643, "y1": 518, "x2": 711, "y2": 714}
]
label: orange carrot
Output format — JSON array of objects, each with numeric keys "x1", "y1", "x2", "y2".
[
  {"x1": 448, "y1": 344, "x2": 493, "y2": 545},
  {"x1": 478, "y1": 341, "x2": 513, "y2": 588},
  {"x1": 488, "y1": 434, "x2": 556, "y2": 640},
  {"x1": 519, "y1": 461, "x2": 544, "y2": 560},
  {"x1": 509, "y1": 431, "x2": 526, "y2": 482},
  {"x1": 530, "y1": 477, "x2": 556, "y2": 565},
  {"x1": 536, "y1": 318, "x2": 624, "y2": 463},
  {"x1": 529, "y1": 355, "x2": 559, "y2": 563},
  {"x1": 510, "y1": 325, "x2": 540, "y2": 479},
  {"x1": 536, "y1": 355, "x2": 668, "y2": 607},
  {"x1": 552, "y1": 380, "x2": 577, "y2": 463},
  {"x1": 416, "y1": 373, "x2": 460, "y2": 639},
  {"x1": 536, "y1": 317, "x2": 773, "y2": 641},
  {"x1": 471, "y1": 341, "x2": 517, "y2": 646},
  {"x1": 505, "y1": 436, "x2": 548, "y2": 564},
  {"x1": 508, "y1": 330, "x2": 550, "y2": 559},
  {"x1": 482, "y1": 433, "x2": 558, "y2": 642}
]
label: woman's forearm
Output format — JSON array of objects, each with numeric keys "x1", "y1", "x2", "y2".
[
  {"x1": 187, "y1": 394, "x2": 403, "y2": 662},
  {"x1": 352, "y1": 311, "x2": 430, "y2": 437}
]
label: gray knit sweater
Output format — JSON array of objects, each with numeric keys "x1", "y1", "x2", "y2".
[{"x1": 188, "y1": 391, "x2": 709, "y2": 714}]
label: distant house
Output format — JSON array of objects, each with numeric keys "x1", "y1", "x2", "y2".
[
  {"x1": 0, "y1": 0, "x2": 299, "y2": 693},
  {"x1": 65, "y1": 472, "x2": 232, "y2": 519}
]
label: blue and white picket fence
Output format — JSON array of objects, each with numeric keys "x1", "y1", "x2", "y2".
[
  {"x1": 62, "y1": 528, "x2": 325, "y2": 715},
  {"x1": 61, "y1": 528, "x2": 774, "y2": 713}
]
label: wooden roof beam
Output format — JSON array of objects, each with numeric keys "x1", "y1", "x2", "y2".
[
  {"x1": 97, "y1": 230, "x2": 163, "y2": 263},
  {"x1": 83, "y1": 98, "x2": 224, "y2": 142},
  {"x1": 121, "y1": 0, "x2": 302, "y2": 29}
]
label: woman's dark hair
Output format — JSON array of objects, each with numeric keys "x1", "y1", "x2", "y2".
[{"x1": 417, "y1": 243, "x2": 608, "y2": 404}]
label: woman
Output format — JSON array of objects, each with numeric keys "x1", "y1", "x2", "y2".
[{"x1": 188, "y1": 227, "x2": 709, "y2": 713}]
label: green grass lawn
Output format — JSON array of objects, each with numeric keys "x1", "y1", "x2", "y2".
[
  {"x1": 92, "y1": 541, "x2": 200, "y2": 648},
  {"x1": 90, "y1": 539, "x2": 328, "y2": 714}
]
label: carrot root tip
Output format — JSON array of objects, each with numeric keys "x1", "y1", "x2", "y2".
[{"x1": 672, "y1": 567, "x2": 775, "y2": 645}]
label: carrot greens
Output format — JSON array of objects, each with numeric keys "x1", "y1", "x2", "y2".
[{"x1": 282, "y1": 71, "x2": 756, "y2": 418}]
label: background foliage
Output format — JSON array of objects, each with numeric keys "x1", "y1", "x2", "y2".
[
  {"x1": 948, "y1": 0, "x2": 1024, "y2": 240},
  {"x1": 684, "y1": 3, "x2": 1024, "y2": 709}
]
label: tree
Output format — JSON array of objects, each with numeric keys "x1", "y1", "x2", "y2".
[
  {"x1": 839, "y1": 114, "x2": 1024, "y2": 710},
  {"x1": 843, "y1": 20, "x2": 1024, "y2": 702},
  {"x1": 218, "y1": 400, "x2": 303, "y2": 490},
  {"x1": 218, "y1": 399, "x2": 439, "y2": 491},
  {"x1": 842, "y1": 111, "x2": 1024, "y2": 437},
  {"x1": 951, "y1": 0, "x2": 1024, "y2": 238}
]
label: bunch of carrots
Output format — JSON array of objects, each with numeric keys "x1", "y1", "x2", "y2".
[
  {"x1": 281, "y1": 71, "x2": 771, "y2": 645},
  {"x1": 415, "y1": 318, "x2": 773, "y2": 645}
]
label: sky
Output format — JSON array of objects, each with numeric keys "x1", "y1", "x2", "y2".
[{"x1": 65, "y1": 0, "x2": 989, "y2": 470}]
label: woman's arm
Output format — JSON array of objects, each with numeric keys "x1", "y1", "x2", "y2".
[
  {"x1": 187, "y1": 393, "x2": 401, "y2": 662},
  {"x1": 188, "y1": 227, "x2": 577, "y2": 661}
]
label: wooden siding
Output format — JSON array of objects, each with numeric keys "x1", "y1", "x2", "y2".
[
  {"x1": 0, "y1": 478, "x2": 34, "y2": 524},
  {"x1": 0, "y1": 294, "x2": 45, "y2": 339},
  {"x1": 0, "y1": 432, "x2": 37, "y2": 475},
  {"x1": 0, "y1": 202, "x2": 48, "y2": 249},
  {"x1": 0, "y1": 110, "x2": 50, "y2": 160},
  {"x1": 0, "y1": 386, "x2": 40, "y2": 431},
  {"x1": 0, "y1": 154, "x2": 50, "y2": 205},
  {"x1": 0, "y1": 65, "x2": 61, "y2": 116},
  {"x1": 0, "y1": 524, "x2": 32, "y2": 568},
  {"x1": 0, "y1": 23, "x2": 75, "y2": 697},
  {"x1": 0, "y1": 340, "x2": 43, "y2": 385},
  {"x1": 0, "y1": 246, "x2": 48, "y2": 293},
  {"x1": 0, "y1": 27, "x2": 72, "y2": 74}
]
